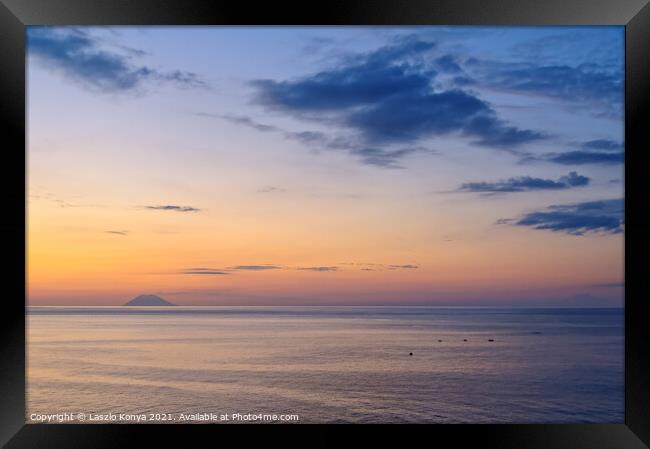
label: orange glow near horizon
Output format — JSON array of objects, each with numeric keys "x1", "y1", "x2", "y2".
[{"x1": 27, "y1": 189, "x2": 623, "y2": 305}]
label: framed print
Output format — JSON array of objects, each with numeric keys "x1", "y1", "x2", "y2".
[{"x1": 0, "y1": 0, "x2": 649, "y2": 447}]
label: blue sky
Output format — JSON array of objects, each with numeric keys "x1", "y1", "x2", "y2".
[{"x1": 27, "y1": 26, "x2": 624, "y2": 306}]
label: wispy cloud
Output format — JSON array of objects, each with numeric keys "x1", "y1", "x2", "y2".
[
  {"x1": 484, "y1": 65, "x2": 620, "y2": 115},
  {"x1": 338, "y1": 262, "x2": 419, "y2": 271},
  {"x1": 145, "y1": 205, "x2": 201, "y2": 212},
  {"x1": 174, "y1": 263, "x2": 420, "y2": 274},
  {"x1": 499, "y1": 198, "x2": 623, "y2": 235},
  {"x1": 283, "y1": 129, "x2": 434, "y2": 168},
  {"x1": 521, "y1": 140, "x2": 624, "y2": 166},
  {"x1": 463, "y1": 56, "x2": 623, "y2": 117},
  {"x1": 229, "y1": 265, "x2": 283, "y2": 271},
  {"x1": 213, "y1": 114, "x2": 280, "y2": 132},
  {"x1": 257, "y1": 186, "x2": 286, "y2": 193},
  {"x1": 28, "y1": 27, "x2": 206, "y2": 93},
  {"x1": 199, "y1": 112, "x2": 434, "y2": 169},
  {"x1": 29, "y1": 191, "x2": 103, "y2": 209},
  {"x1": 104, "y1": 230, "x2": 128, "y2": 236},
  {"x1": 177, "y1": 264, "x2": 352, "y2": 274},
  {"x1": 297, "y1": 266, "x2": 338, "y2": 272},
  {"x1": 459, "y1": 171, "x2": 589, "y2": 193},
  {"x1": 595, "y1": 281, "x2": 624, "y2": 288},
  {"x1": 180, "y1": 268, "x2": 230, "y2": 275}
]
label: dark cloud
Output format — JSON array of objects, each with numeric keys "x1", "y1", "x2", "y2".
[
  {"x1": 229, "y1": 265, "x2": 283, "y2": 271},
  {"x1": 253, "y1": 38, "x2": 437, "y2": 112},
  {"x1": 104, "y1": 230, "x2": 128, "y2": 236},
  {"x1": 543, "y1": 151, "x2": 624, "y2": 165},
  {"x1": 145, "y1": 205, "x2": 201, "y2": 212},
  {"x1": 297, "y1": 266, "x2": 339, "y2": 272},
  {"x1": 28, "y1": 27, "x2": 205, "y2": 93},
  {"x1": 520, "y1": 139, "x2": 624, "y2": 165},
  {"x1": 345, "y1": 90, "x2": 546, "y2": 147},
  {"x1": 581, "y1": 139, "x2": 623, "y2": 151},
  {"x1": 388, "y1": 264, "x2": 419, "y2": 269},
  {"x1": 459, "y1": 171, "x2": 589, "y2": 193},
  {"x1": 251, "y1": 37, "x2": 545, "y2": 153},
  {"x1": 500, "y1": 199, "x2": 623, "y2": 236}
]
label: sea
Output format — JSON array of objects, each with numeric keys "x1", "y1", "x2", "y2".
[{"x1": 26, "y1": 306, "x2": 624, "y2": 424}]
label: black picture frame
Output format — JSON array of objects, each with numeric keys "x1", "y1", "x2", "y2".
[{"x1": 1, "y1": 1, "x2": 648, "y2": 447}]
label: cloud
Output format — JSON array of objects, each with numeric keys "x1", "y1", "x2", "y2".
[
  {"x1": 346, "y1": 90, "x2": 546, "y2": 147},
  {"x1": 580, "y1": 139, "x2": 623, "y2": 151},
  {"x1": 521, "y1": 139, "x2": 624, "y2": 165},
  {"x1": 257, "y1": 186, "x2": 285, "y2": 193},
  {"x1": 510, "y1": 30, "x2": 623, "y2": 70},
  {"x1": 200, "y1": 111, "x2": 434, "y2": 169},
  {"x1": 145, "y1": 205, "x2": 201, "y2": 212},
  {"x1": 297, "y1": 266, "x2": 338, "y2": 272},
  {"x1": 459, "y1": 171, "x2": 589, "y2": 193},
  {"x1": 283, "y1": 130, "x2": 433, "y2": 168},
  {"x1": 29, "y1": 192, "x2": 102, "y2": 209},
  {"x1": 467, "y1": 59, "x2": 623, "y2": 117},
  {"x1": 229, "y1": 265, "x2": 282, "y2": 271},
  {"x1": 28, "y1": 27, "x2": 206, "y2": 93},
  {"x1": 104, "y1": 230, "x2": 128, "y2": 236},
  {"x1": 251, "y1": 37, "x2": 545, "y2": 154},
  {"x1": 214, "y1": 114, "x2": 280, "y2": 132},
  {"x1": 346, "y1": 146, "x2": 426, "y2": 168},
  {"x1": 196, "y1": 112, "x2": 281, "y2": 134},
  {"x1": 595, "y1": 281, "x2": 624, "y2": 288},
  {"x1": 177, "y1": 264, "x2": 352, "y2": 274},
  {"x1": 499, "y1": 198, "x2": 623, "y2": 235},
  {"x1": 542, "y1": 151, "x2": 624, "y2": 165},
  {"x1": 434, "y1": 55, "x2": 463, "y2": 74},
  {"x1": 253, "y1": 37, "x2": 437, "y2": 112},
  {"x1": 338, "y1": 262, "x2": 419, "y2": 271},
  {"x1": 180, "y1": 268, "x2": 229, "y2": 275}
]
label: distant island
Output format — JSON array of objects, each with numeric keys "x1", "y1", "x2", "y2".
[{"x1": 124, "y1": 294, "x2": 175, "y2": 306}]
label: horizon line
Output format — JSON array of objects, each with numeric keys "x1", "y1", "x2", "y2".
[{"x1": 25, "y1": 304, "x2": 624, "y2": 309}]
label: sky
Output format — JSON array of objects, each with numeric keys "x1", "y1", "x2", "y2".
[{"x1": 26, "y1": 26, "x2": 624, "y2": 306}]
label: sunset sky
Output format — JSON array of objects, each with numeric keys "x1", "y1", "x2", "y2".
[{"x1": 27, "y1": 26, "x2": 624, "y2": 306}]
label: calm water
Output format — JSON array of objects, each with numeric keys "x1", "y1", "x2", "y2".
[{"x1": 26, "y1": 307, "x2": 624, "y2": 423}]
